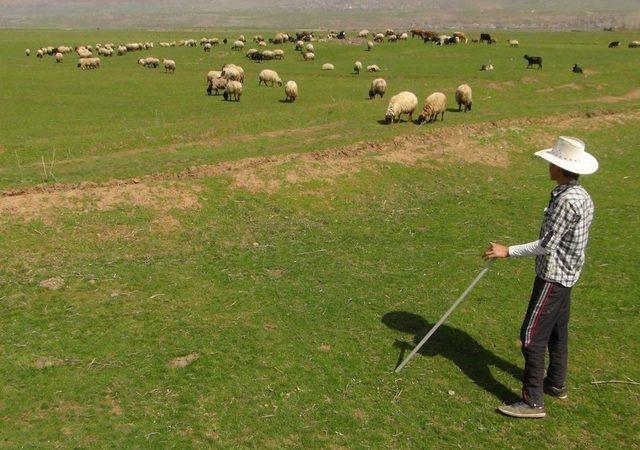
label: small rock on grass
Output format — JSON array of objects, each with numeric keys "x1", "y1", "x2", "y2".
[
  {"x1": 167, "y1": 352, "x2": 199, "y2": 368},
  {"x1": 448, "y1": 390, "x2": 455, "y2": 396},
  {"x1": 39, "y1": 277, "x2": 64, "y2": 290}
]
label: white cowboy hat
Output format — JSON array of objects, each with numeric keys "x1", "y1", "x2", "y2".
[{"x1": 535, "y1": 136, "x2": 599, "y2": 175}]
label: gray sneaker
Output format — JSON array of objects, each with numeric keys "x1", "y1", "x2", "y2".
[
  {"x1": 497, "y1": 401, "x2": 546, "y2": 419},
  {"x1": 544, "y1": 380, "x2": 568, "y2": 399}
]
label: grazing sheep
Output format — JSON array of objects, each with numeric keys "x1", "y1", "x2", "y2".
[
  {"x1": 302, "y1": 52, "x2": 315, "y2": 61},
  {"x1": 246, "y1": 48, "x2": 259, "y2": 59},
  {"x1": 273, "y1": 49, "x2": 285, "y2": 59},
  {"x1": 284, "y1": 80, "x2": 298, "y2": 102},
  {"x1": 629, "y1": 41, "x2": 640, "y2": 48},
  {"x1": 480, "y1": 63, "x2": 494, "y2": 71},
  {"x1": 117, "y1": 45, "x2": 127, "y2": 55},
  {"x1": 367, "y1": 64, "x2": 381, "y2": 72},
  {"x1": 222, "y1": 64, "x2": 245, "y2": 82},
  {"x1": 358, "y1": 29, "x2": 370, "y2": 38},
  {"x1": 322, "y1": 63, "x2": 335, "y2": 71},
  {"x1": 572, "y1": 64, "x2": 583, "y2": 74},
  {"x1": 36, "y1": 49, "x2": 44, "y2": 58},
  {"x1": 367, "y1": 41, "x2": 374, "y2": 51},
  {"x1": 455, "y1": 84, "x2": 472, "y2": 112},
  {"x1": 354, "y1": 61, "x2": 362, "y2": 74},
  {"x1": 258, "y1": 69, "x2": 282, "y2": 87},
  {"x1": 524, "y1": 54, "x2": 543, "y2": 69},
  {"x1": 261, "y1": 50, "x2": 275, "y2": 60},
  {"x1": 369, "y1": 78, "x2": 387, "y2": 99},
  {"x1": 258, "y1": 41, "x2": 267, "y2": 47},
  {"x1": 388, "y1": 34, "x2": 398, "y2": 43},
  {"x1": 306, "y1": 43, "x2": 314, "y2": 53},
  {"x1": 138, "y1": 57, "x2": 159, "y2": 68},
  {"x1": 385, "y1": 91, "x2": 418, "y2": 123},
  {"x1": 453, "y1": 31, "x2": 468, "y2": 43},
  {"x1": 231, "y1": 40, "x2": 245, "y2": 50},
  {"x1": 25, "y1": 48, "x2": 31, "y2": 56},
  {"x1": 508, "y1": 39, "x2": 519, "y2": 47},
  {"x1": 77, "y1": 57, "x2": 100, "y2": 70},
  {"x1": 204, "y1": 43, "x2": 212, "y2": 52},
  {"x1": 374, "y1": 33, "x2": 384, "y2": 43},
  {"x1": 207, "y1": 76, "x2": 228, "y2": 95},
  {"x1": 223, "y1": 80, "x2": 243, "y2": 101},
  {"x1": 399, "y1": 32, "x2": 409, "y2": 40},
  {"x1": 385, "y1": 29, "x2": 395, "y2": 36},
  {"x1": 159, "y1": 42, "x2": 171, "y2": 47},
  {"x1": 55, "y1": 52, "x2": 63, "y2": 63},
  {"x1": 163, "y1": 59, "x2": 176, "y2": 73},
  {"x1": 418, "y1": 92, "x2": 447, "y2": 123},
  {"x1": 295, "y1": 40, "x2": 304, "y2": 51},
  {"x1": 238, "y1": 35, "x2": 246, "y2": 43}
]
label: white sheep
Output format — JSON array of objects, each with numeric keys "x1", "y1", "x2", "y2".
[
  {"x1": 207, "y1": 76, "x2": 228, "y2": 95},
  {"x1": 231, "y1": 40, "x2": 245, "y2": 50},
  {"x1": 258, "y1": 69, "x2": 282, "y2": 87},
  {"x1": 222, "y1": 64, "x2": 245, "y2": 83},
  {"x1": 480, "y1": 63, "x2": 494, "y2": 71},
  {"x1": 367, "y1": 41, "x2": 374, "y2": 51},
  {"x1": 455, "y1": 84, "x2": 472, "y2": 112},
  {"x1": 508, "y1": 39, "x2": 519, "y2": 47},
  {"x1": 258, "y1": 41, "x2": 267, "y2": 47},
  {"x1": 77, "y1": 57, "x2": 101, "y2": 70},
  {"x1": 25, "y1": 48, "x2": 31, "y2": 56},
  {"x1": 385, "y1": 91, "x2": 418, "y2": 123},
  {"x1": 302, "y1": 52, "x2": 315, "y2": 61},
  {"x1": 388, "y1": 34, "x2": 398, "y2": 43},
  {"x1": 374, "y1": 33, "x2": 384, "y2": 43},
  {"x1": 163, "y1": 59, "x2": 176, "y2": 73},
  {"x1": 399, "y1": 32, "x2": 409, "y2": 40},
  {"x1": 238, "y1": 35, "x2": 246, "y2": 42},
  {"x1": 273, "y1": 49, "x2": 285, "y2": 59},
  {"x1": 354, "y1": 61, "x2": 362, "y2": 74},
  {"x1": 284, "y1": 80, "x2": 298, "y2": 102},
  {"x1": 207, "y1": 70, "x2": 222, "y2": 84},
  {"x1": 358, "y1": 29, "x2": 370, "y2": 38},
  {"x1": 418, "y1": 92, "x2": 447, "y2": 123},
  {"x1": 204, "y1": 43, "x2": 212, "y2": 52},
  {"x1": 159, "y1": 42, "x2": 171, "y2": 47},
  {"x1": 369, "y1": 78, "x2": 387, "y2": 99},
  {"x1": 367, "y1": 64, "x2": 381, "y2": 72},
  {"x1": 223, "y1": 80, "x2": 243, "y2": 101},
  {"x1": 306, "y1": 43, "x2": 314, "y2": 53},
  {"x1": 322, "y1": 63, "x2": 335, "y2": 71},
  {"x1": 295, "y1": 40, "x2": 304, "y2": 51},
  {"x1": 261, "y1": 50, "x2": 275, "y2": 60},
  {"x1": 55, "y1": 52, "x2": 63, "y2": 63},
  {"x1": 36, "y1": 49, "x2": 44, "y2": 58}
]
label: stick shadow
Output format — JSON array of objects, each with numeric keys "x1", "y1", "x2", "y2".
[{"x1": 382, "y1": 311, "x2": 521, "y2": 403}]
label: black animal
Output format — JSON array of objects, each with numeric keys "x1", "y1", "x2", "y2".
[
  {"x1": 337, "y1": 31, "x2": 346, "y2": 39},
  {"x1": 608, "y1": 41, "x2": 620, "y2": 48},
  {"x1": 572, "y1": 64, "x2": 583, "y2": 74},
  {"x1": 524, "y1": 54, "x2": 543, "y2": 69},
  {"x1": 223, "y1": 38, "x2": 228, "y2": 44},
  {"x1": 480, "y1": 33, "x2": 492, "y2": 44}
]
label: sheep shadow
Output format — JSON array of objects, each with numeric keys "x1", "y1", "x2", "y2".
[
  {"x1": 376, "y1": 118, "x2": 416, "y2": 125},
  {"x1": 382, "y1": 311, "x2": 521, "y2": 403},
  {"x1": 446, "y1": 107, "x2": 464, "y2": 113}
]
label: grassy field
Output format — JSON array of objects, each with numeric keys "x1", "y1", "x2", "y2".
[{"x1": 0, "y1": 28, "x2": 639, "y2": 448}]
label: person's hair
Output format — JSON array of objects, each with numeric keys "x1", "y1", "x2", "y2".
[{"x1": 561, "y1": 168, "x2": 580, "y2": 180}]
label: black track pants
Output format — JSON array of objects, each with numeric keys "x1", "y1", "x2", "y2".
[{"x1": 519, "y1": 276, "x2": 572, "y2": 407}]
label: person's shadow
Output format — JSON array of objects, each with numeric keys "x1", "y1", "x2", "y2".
[{"x1": 382, "y1": 311, "x2": 521, "y2": 403}]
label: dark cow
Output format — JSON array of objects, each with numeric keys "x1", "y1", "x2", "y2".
[
  {"x1": 608, "y1": 41, "x2": 620, "y2": 48},
  {"x1": 422, "y1": 31, "x2": 438, "y2": 43},
  {"x1": 480, "y1": 33, "x2": 492, "y2": 44},
  {"x1": 524, "y1": 54, "x2": 543, "y2": 69}
]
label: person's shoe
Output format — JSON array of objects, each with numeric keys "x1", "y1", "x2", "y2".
[
  {"x1": 497, "y1": 401, "x2": 546, "y2": 419},
  {"x1": 543, "y1": 380, "x2": 568, "y2": 399}
]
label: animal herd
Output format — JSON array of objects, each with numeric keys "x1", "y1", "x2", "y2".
[{"x1": 25, "y1": 29, "x2": 638, "y2": 124}]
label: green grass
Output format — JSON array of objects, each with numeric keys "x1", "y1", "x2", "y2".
[{"x1": 0, "y1": 28, "x2": 639, "y2": 448}]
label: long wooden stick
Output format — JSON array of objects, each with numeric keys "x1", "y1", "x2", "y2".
[{"x1": 395, "y1": 260, "x2": 494, "y2": 373}]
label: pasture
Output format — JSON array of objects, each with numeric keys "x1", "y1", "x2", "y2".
[{"x1": 0, "y1": 28, "x2": 639, "y2": 448}]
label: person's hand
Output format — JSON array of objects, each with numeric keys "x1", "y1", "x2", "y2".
[{"x1": 483, "y1": 242, "x2": 509, "y2": 260}]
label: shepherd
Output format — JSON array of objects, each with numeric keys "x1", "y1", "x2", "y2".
[{"x1": 483, "y1": 136, "x2": 598, "y2": 419}]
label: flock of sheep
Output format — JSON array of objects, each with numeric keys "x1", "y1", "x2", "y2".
[{"x1": 25, "y1": 29, "x2": 639, "y2": 124}]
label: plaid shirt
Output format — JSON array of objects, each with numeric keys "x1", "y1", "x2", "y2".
[{"x1": 536, "y1": 180, "x2": 594, "y2": 287}]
